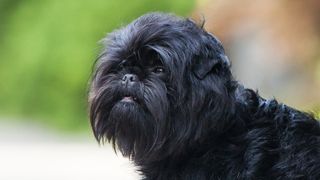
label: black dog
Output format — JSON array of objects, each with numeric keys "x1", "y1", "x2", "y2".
[{"x1": 89, "y1": 12, "x2": 320, "y2": 179}]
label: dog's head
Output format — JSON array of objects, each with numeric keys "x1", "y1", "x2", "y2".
[{"x1": 89, "y1": 13, "x2": 236, "y2": 161}]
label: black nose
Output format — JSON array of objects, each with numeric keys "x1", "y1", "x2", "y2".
[{"x1": 122, "y1": 74, "x2": 138, "y2": 85}]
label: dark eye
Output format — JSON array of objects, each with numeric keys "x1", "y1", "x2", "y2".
[{"x1": 153, "y1": 67, "x2": 165, "y2": 74}]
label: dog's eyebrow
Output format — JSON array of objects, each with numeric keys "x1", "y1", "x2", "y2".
[
  {"x1": 144, "y1": 45, "x2": 167, "y2": 64},
  {"x1": 125, "y1": 51, "x2": 137, "y2": 60},
  {"x1": 135, "y1": 49, "x2": 142, "y2": 61}
]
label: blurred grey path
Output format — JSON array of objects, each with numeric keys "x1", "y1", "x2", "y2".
[{"x1": 0, "y1": 120, "x2": 140, "y2": 180}]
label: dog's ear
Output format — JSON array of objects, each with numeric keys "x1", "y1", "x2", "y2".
[
  {"x1": 193, "y1": 54, "x2": 229, "y2": 79},
  {"x1": 193, "y1": 32, "x2": 230, "y2": 79}
]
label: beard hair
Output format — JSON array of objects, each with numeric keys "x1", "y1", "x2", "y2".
[{"x1": 108, "y1": 101, "x2": 154, "y2": 158}]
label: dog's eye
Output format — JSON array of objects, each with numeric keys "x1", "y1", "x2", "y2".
[{"x1": 153, "y1": 67, "x2": 165, "y2": 74}]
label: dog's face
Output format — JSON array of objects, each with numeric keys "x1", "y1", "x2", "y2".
[{"x1": 89, "y1": 13, "x2": 236, "y2": 160}]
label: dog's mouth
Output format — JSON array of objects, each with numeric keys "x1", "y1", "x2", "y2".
[{"x1": 120, "y1": 95, "x2": 138, "y2": 103}]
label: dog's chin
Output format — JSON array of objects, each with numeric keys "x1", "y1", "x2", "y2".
[
  {"x1": 110, "y1": 96, "x2": 144, "y2": 118},
  {"x1": 110, "y1": 97, "x2": 142, "y2": 123},
  {"x1": 107, "y1": 97, "x2": 156, "y2": 157}
]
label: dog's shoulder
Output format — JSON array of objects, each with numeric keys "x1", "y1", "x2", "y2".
[
  {"x1": 238, "y1": 88, "x2": 320, "y2": 179},
  {"x1": 256, "y1": 97, "x2": 320, "y2": 136}
]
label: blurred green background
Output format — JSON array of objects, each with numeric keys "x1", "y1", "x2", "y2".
[
  {"x1": 0, "y1": 0, "x2": 319, "y2": 133},
  {"x1": 0, "y1": 0, "x2": 194, "y2": 131}
]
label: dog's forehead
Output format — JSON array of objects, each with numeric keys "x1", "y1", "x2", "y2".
[
  {"x1": 102, "y1": 12, "x2": 227, "y2": 76},
  {"x1": 103, "y1": 15, "x2": 179, "y2": 63}
]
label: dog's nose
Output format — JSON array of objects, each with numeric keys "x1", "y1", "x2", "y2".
[{"x1": 122, "y1": 74, "x2": 138, "y2": 85}]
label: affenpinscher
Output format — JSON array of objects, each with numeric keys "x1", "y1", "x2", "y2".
[{"x1": 89, "y1": 12, "x2": 320, "y2": 179}]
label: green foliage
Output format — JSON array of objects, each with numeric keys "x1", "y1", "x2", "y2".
[
  {"x1": 0, "y1": 0, "x2": 194, "y2": 131},
  {"x1": 316, "y1": 110, "x2": 320, "y2": 120}
]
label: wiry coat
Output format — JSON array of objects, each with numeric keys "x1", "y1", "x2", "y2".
[{"x1": 89, "y1": 13, "x2": 320, "y2": 180}]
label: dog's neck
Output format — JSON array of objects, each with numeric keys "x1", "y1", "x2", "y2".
[{"x1": 134, "y1": 85, "x2": 279, "y2": 178}]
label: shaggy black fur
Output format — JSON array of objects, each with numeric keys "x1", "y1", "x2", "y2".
[{"x1": 89, "y1": 12, "x2": 320, "y2": 179}]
